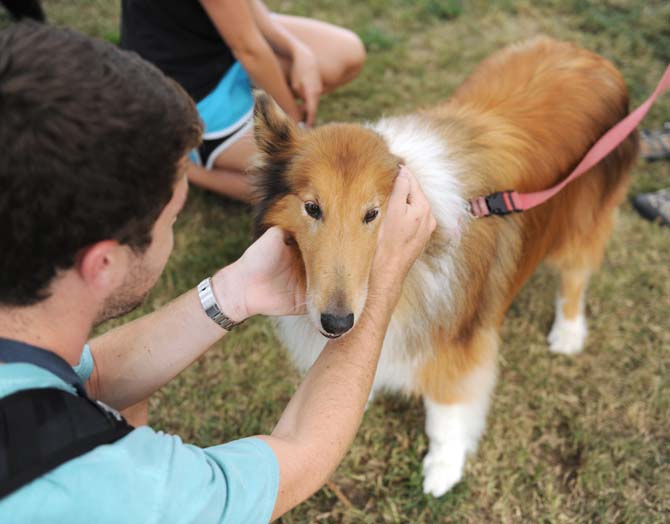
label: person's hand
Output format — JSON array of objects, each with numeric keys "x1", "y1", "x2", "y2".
[
  {"x1": 289, "y1": 43, "x2": 322, "y2": 127},
  {"x1": 213, "y1": 227, "x2": 306, "y2": 322},
  {"x1": 368, "y1": 166, "x2": 437, "y2": 308}
]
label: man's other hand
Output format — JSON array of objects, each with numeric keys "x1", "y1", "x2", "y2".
[
  {"x1": 213, "y1": 227, "x2": 306, "y2": 322},
  {"x1": 368, "y1": 165, "x2": 437, "y2": 307}
]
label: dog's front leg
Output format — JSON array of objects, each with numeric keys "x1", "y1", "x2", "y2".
[
  {"x1": 419, "y1": 330, "x2": 498, "y2": 497},
  {"x1": 422, "y1": 398, "x2": 470, "y2": 496}
]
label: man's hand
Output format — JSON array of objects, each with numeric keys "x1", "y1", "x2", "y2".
[
  {"x1": 369, "y1": 166, "x2": 437, "y2": 307},
  {"x1": 213, "y1": 227, "x2": 306, "y2": 322}
]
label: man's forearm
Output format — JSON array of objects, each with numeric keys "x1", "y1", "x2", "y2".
[
  {"x1": 87, "y1": 272, "x2": 238, "y2": 410},
  {"x1": 87, "y1": 223, "x2": 308, "y2": 412},
  {"x1": 260, "y1": 293, "x2": 396, "y2": 520}
]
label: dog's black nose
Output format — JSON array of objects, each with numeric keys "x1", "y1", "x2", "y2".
[{"x1": 321, "y1": 312, "x2": 354, "y2": 335}]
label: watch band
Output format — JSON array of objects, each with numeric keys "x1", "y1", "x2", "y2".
[{"x1": 197, "y1": 277, "x2": 242, "y2": 331}]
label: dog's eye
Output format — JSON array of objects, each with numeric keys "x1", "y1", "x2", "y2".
[
  {"x1": 363, "y1": 208, "x2": 379, "y2": 224},
  {"x1": 304, "y1": 201, "x2": 322, "y2": 220}
]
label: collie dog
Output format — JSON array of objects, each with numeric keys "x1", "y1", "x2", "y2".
[{"x1": 252, "y1": 37, "x2": 638, "y2": 496}]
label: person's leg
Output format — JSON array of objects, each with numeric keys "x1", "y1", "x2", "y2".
[
  {"x1": 187, "y1": 18, "x2": 364, "y2": 201},
  {"x1": 632, "y1": 124, "x2": 669, "y2": 226},
  {"x1": 187, "y1": 128, "x2": 257, "y2": 202},
  {"x1": 632, "y1": 188, "x2": 670, "y2": 226},
  {"x1": 639, "y1": 123, "x2": 670, "y2": 162},
  {"x1": 271, "y1": 14, "x2": 366, "y2": 93}
]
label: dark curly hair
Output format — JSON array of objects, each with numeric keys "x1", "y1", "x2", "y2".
[{"x1": 0, "y1": 22, "x2": 202, "y2": 306}]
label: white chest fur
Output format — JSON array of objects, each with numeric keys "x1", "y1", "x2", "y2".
[{"x1": 276, "y1": 314, "x2": 428, "y2": 396}]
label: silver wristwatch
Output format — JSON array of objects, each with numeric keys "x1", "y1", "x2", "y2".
[{"x1": 197, "y1": 277, "x2": 242, "y2": 331}]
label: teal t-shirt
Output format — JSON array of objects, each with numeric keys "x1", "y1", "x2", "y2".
[{"x1": 0, "y1": 345, "x2": 279, "y2": 524}]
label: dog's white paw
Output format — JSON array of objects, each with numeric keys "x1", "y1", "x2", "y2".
[
  {"x1": 422, "y1": 447, "x2": 465, "y2": 497},
  {"x1": 548, "y1": 313, "x2": 587, "y2": 355}
]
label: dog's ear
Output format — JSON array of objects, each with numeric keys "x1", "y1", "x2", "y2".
[
  {"x1": 253, "y1": 90, "x2": 299, "y2": 159},
  {"x1": 252, "y1": 91, "x2": 299, "y2": 237}
]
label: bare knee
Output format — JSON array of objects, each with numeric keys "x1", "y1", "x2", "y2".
[
  {"x1": 341, "y1": 30, "x2": 366, "y2": 81},
  {"x1": 323, "y1": 29, "x2": 366, "y2": 90},
  {"x1": 326, "y1": 30, "x2": 366, "y2": 87}
]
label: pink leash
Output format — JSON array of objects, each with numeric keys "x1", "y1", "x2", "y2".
[{"x1": 469, "y1": 64, "x2": 670, "y2": 218}]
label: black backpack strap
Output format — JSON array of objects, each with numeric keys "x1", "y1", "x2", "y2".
[{"x1": 0, "y1": 387, "x2": 134, "y2": 499}]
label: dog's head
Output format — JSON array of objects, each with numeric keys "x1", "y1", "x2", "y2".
[{"x1": 252, "y1": 93, "x2": 400, "y2": 339}]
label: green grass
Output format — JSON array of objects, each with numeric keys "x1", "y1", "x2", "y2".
[{"x1": 7, "y1": 0, "x2": 670, "y2": 522}]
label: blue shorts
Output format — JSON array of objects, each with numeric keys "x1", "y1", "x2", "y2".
[{"x1": 190, "y1": 62, "x2": 253, "y2": 169}]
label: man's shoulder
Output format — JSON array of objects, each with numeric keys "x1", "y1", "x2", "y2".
[{"x1": 0, "y1": 362, "x2": 76, "y2": 398}]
